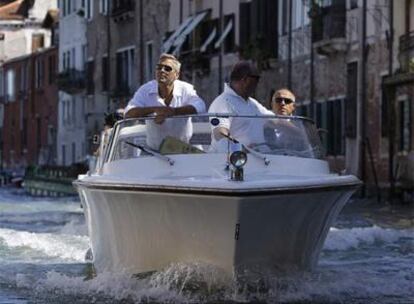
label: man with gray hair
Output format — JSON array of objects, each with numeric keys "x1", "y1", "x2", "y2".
[{"x1": 125, "y1": 53, "x2": 206, "y2": 149}]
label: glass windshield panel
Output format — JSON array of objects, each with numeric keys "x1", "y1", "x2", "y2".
[{"x1": 105, "y1": 115, "x2": 325, "y2": 163}]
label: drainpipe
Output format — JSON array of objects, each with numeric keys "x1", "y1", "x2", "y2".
[
  {"x1": 388, "y1": 0, "x2": 395, "y2": 198},
  {"x1": 360, "y1": 0, "x2": 367, "y2": 196},
  {"x1": 139, "y1": 0, "x2": 144, "y2": 85},
  {"x1": 107, "y1": 0, "x2": 111, "y2": 111},
  {"x1": 218, "y1": 0, "x2": 223, "y2": 94},
  {"x1": 179, "y1": 0, "x2": 183, "y2": 23},
  {"x1": 287, "y1": 0, "x2": 293, "y2": 89},
  {"x1": 309, "y1": 1, "x2": 315, "y2": 120}
]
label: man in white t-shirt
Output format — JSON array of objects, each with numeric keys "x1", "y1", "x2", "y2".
[
  {"x1": 208, "y1": 61, "x2": 273, "y2": 150},
  {"x1": 125, "y1": 54, "x2": 206, "y2": 150}
]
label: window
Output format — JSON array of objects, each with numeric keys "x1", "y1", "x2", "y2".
[
  {"x1": 22, "y1": 118, "x2": 27, "y2": 151},
  {"x1": 71, "y1": 48, "x2": 76, "y2": 69},
  {"x1": 0, "y1": 69, "x2": 4, "y2": 99},
  {"x1": 6, "y1": 69, "x2": 15, "y2": 102},
  {"x1": 49, "y1": 55, "x2": 56, "y2": 84},
  {"x1": 102, "y1": 55, "x2": 109, "y2": 92},
  {"x1": 60, "y1": 0, "x2": 72, "y2": 17},
  {"x1": 381, "y1": 75, "x2": 388, "y2": 137},
  {"x1": 37, "y1": 118, "x2": 41, "y2": 151},
  {"x1": 85, "y1": 0, "x2": 93, "y2": 20},
  {"x1": 32, "y1": 33, "x2": 44, "y2": 51},
  {"x1": 59, "y1": 0, "x2": 64, "y2": 17},
  {"x1": 99, "y1": 0, "x2": 109, "y2": 15},
  {"x1": 293, "y1": 0, "x2": 310, "y2": 30},
  {"x1": 116, "y1": 47, "x2": 135, "y2": 94},
  {"x1": 82, "y1": 44, "x2": 87, "y2": 70},
  {"x1": 398, "y1": 99, "x2": 412, "y2": 152},
  {"x1": 72, "y1": 99, "x2": 76, "y2": 125},
  {"x1": 62, "y1": 144, "x2": 66, "y2": 166},
  {"x1": 346, "y1": 62, "x2": 358, "y2": 138},
  {"x1": 20, "y1": 64, "x2": 27, "y2": 92},
  {"x1": 316, "y1": 101, "x2": 328, "y2": 153},
  {"x1": 62, "y1": 50, "x2": 71, "y2": 71},
  {"x1": 239, "y1": 1, "x2": 278, "y2": 58},
  {"x1": 327, "y1": 99, "x2": 345, "y2": 156},
  {"x1": 296, "y1": 103, "x2": 311, "y2": 117},
  {"x1": 113, "y1": 0, "x2": 134, "y2": 12},
  {"x1": 72, "y1": 142, "x2": 76, "y2": 163},
  {"x1": 86, "y1": 60, "x2": 95, "y2": 95},
  {"x1": 316, "y1": 99, "x2": 345, "y2": 156},
  {"x1": 215, "y1": 15, "x2": 235, "y2": 53},
  {"x1": 145, "y1": 41, "x2": 153, "y2": 81},
  {"x1": 350, "y1": 0, "x2": 358, "y2": 9},
  {"x1": 35, "y1": 58, "x2": 45, "y2": 88},
  {"x1": 280, "y1": 0, "x2": 289, "y2": 36}
]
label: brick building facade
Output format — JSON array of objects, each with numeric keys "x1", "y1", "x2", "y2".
[{"x1": 1, "y1": 47, "x2": 58, "y2": 169}]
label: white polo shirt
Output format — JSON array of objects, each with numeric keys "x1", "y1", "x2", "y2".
[
  {"x1": 208, "y1": 84, "x2": 274, "y2": 148},
  {"x1": 125, "y1": 80, "x2": 206, "y2": 150}
]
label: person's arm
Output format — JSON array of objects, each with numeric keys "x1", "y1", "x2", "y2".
[
  {"x1": 124, "y1": 106, "x2": 163, "y2": 118},
  {"x1": 125, "y1": 105, "x2": 198, "y2": 124},
  {"x1": 212, "y1": 127, "x2": 229, "y2": 140},
  {"x1": 173, "y1": 105, "x2": 197, "y2": 115},
  {"x1": 182, "y1": 83, "x2": 206, "y2": 114},
  {"x1": 152, "y1": 105, "x2": 197, "y2": 124}
]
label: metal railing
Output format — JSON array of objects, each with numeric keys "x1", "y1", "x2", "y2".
[{"x1": 57, "y1": 69, "x2": 86, "y2": 94}]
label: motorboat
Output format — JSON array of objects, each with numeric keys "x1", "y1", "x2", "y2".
[{"x1": 74, "y1": 114, "x2": 361, "y2": 276}]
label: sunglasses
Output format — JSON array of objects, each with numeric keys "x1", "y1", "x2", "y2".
[
  {"x1": 274, "y1": 98, "x2": 294, "y2": 105},
  {"x1": 156, "y1": 64, "x2": 174, "y2": 72},
  {"x1": 247, "y1": 75, "x2": 261, "y2": 81}
]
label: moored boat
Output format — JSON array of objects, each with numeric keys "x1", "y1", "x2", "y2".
[{"x1": 74, "y1": 114, "x2": 361, "y2": 276}]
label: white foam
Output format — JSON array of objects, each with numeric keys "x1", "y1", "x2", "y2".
[
  {"x1": 58, "y1": 218, "x2": 88, "y2": 236},
  {"x1": 10, "y1": 257, "x2": 414, "y2": 304},
  {"x1": 324, "y1": 226, "x2": 414, "y2": 251},
  {"x1": 16, "y1": 270, "x2": 187, "y2": 303},
  {"x1": 0, "y1": 228, "x2": 89, "y2": 262},
  {"x1": 278, "y1": 262, "x2": 414, "y2": 303}
]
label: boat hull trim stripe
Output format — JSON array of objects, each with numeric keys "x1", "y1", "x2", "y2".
[{"x1": 74, "y1": 180, "x2": 361, "y2": 197}]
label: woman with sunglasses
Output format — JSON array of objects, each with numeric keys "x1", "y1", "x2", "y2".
[{"x1": 271, "y1": 88, "x2": 296, "y2": 116}]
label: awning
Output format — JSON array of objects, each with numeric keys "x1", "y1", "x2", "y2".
[
  {"x1": 162, "y1": 16, "x2": 195, "y2": 53},
  {"x1": 172, "y1": 10, "x2": 208, "y2": 55},
  {"x1": 200, "y1": 27, "x2": 216, "y2": 52},
  {"x1": 214, "y1": 19, "x2": 233, "y2": 49}
]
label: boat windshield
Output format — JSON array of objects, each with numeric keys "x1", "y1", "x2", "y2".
[{"x1": 103, "y1": 115, "x2": 325, "y2": 163}]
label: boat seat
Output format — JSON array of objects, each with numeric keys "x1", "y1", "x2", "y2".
[{"x1": 159, "y1": 136, "x2": 205, "y2": 155}]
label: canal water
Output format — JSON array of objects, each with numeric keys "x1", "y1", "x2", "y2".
[{"x1": 0, "y1": 187, "x2": 412, "y2": 303}]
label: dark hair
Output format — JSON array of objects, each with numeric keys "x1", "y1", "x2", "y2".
[
  {"x1": 105, "y1": 111, "x2": 123, "y2": 127},
  {"x1": 230, "y1": 61, "x2": 259, "y2": 82}
]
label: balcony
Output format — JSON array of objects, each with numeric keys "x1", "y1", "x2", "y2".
[
  {"x1": 57, "y1": 69, "x2": 86, "y2": 95},
  {"x1": 311, "y1": 1, "x2": 347, "y2": 56},
  {"x1": 111, "y1": 0, "x2": 135, "y2": 23},
  {"x1": 398, "y1": 31, "x2": 414, "y2": 73}
]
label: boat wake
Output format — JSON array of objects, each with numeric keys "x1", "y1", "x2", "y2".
[
  {"x1": 1, "y1": 225, "x2": 411, "y2": 303},
  {"x1": 0, "y1": 228, "x2": 89, "y2": 263},
  {"x1": 9, "y1": 250, "x2": 414, "y2": 304},
  {"x1": 324, "y1": 225, "x2": 414, "y2": 251}
]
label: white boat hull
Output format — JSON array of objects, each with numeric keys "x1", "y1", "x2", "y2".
[{"x1": 77, "y1": 183, "x2": 357, "y2": 275}]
